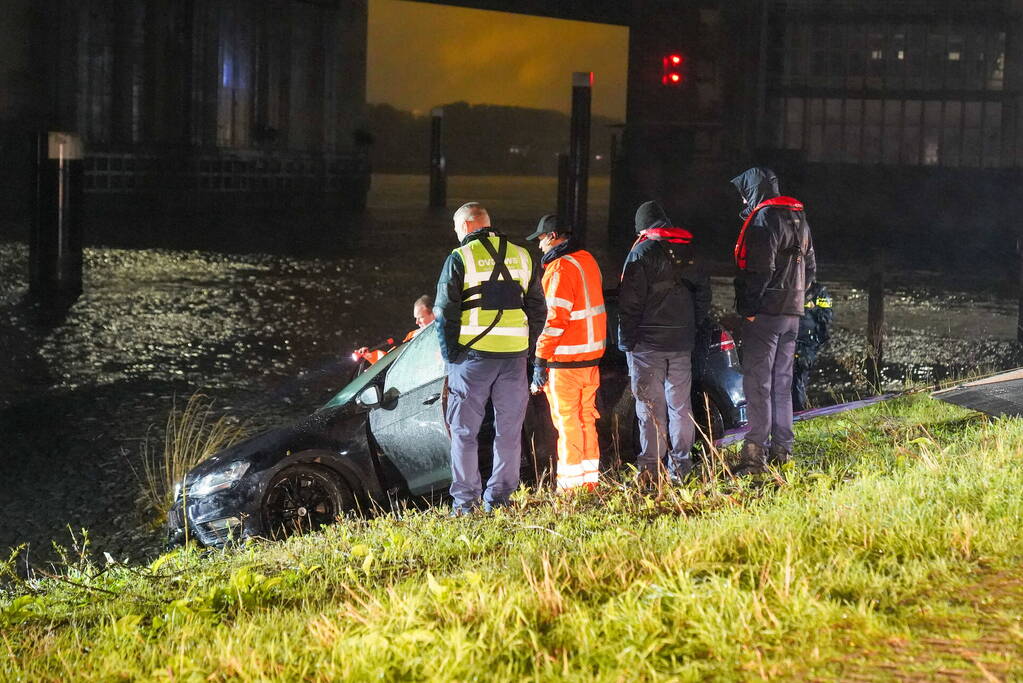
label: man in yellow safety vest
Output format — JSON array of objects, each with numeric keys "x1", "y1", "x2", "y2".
[{"x1": 433, "y1": 202, "x2": 546, "y2": 514}]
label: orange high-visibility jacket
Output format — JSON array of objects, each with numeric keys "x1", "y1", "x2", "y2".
[{"x1": 536, "y1": 247, "x2": 607, "y2": 367}]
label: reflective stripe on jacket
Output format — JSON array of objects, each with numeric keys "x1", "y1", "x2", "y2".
[
  {"x1": 454, "y1": 236, "x2": 533, "y2": 354},
  {"x1": 536, "y1": 248, "x2": 606, "y2": 367}
]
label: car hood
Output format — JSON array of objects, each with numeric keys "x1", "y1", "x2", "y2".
[{"x1": 184, "y1": 404, "x2": 366, "y2": 482}]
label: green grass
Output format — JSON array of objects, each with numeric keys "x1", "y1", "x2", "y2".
[{"x1": 4, "y1": 395, "x2": 1023, "y2": 681}]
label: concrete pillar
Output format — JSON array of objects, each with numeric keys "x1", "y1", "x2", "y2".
[
  {"x1": 0, "y1": 0, "x2": 42, "y2": 217},
  {"x1": 323, "y1": 0, "x2": 367, "y2": 153},
  {"x1": 568, "y1": 72, "x2": 592, "y2": 243},
  {"x1": 614, "y1": 0, "x2": 704, "y2": 234}
]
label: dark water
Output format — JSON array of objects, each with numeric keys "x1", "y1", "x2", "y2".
[{"x1": 1, "y1": 174, "x2": 1019, "y2": 564}]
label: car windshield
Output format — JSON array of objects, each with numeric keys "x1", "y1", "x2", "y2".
[{"x1": 319, "y1": 346, "x2": 405, "y2": 411}]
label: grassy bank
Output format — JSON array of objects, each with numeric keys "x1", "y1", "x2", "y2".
[{"x1": 3, "y1": 396, "x2": 1023, "y2": 680}]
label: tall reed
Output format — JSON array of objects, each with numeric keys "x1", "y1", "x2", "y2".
[{"x1": 131, "y1": 393, "x2": 248, "y2": 521}]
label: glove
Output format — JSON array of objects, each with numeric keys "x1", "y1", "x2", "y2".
[{"x1": 530, "y1": 363, "x2": 549, "y2": 395}]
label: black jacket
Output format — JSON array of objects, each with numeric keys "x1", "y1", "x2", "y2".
[
  {"x1": 731, "y1": 167, "x2": 816, "y2": 317},
  {"x1": 433, "y1": 229, "x2": 546, "y2": 362},
  {"x1": 618, "y1": 229, "x2": 711, "y2": 353}
]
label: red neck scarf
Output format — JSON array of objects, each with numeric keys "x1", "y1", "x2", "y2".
[{"x1": 734, "y1": 196, "x2": 803, "y2": 269}]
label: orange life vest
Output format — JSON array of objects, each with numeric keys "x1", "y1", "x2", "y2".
[{"x1": 734, "y1": 196, "x2": 804, "y2": 270}]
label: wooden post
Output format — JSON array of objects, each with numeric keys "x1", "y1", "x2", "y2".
[
  {"x1": 428, "y1": 107, "x2": 446, "y2": 208},
  {"x1": 867, "y1": 249, "x2": 885, "y2": 386}
]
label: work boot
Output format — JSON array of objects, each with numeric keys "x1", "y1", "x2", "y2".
[
  {"x1": 732, "y1": 441, "x2": 768, "y2": 477},
  {"x1": 449, "y1": 502, "x2": 479, "y2": 517},
  {"x1": 482, "y1": 500, "x2": 510, "y2": 514},
  {"x1": 767, "y1": 445, "x2": 791, "y2": 466},
  {"x1": 667, "y1": 455, "x2": 695, "y2": 484},
  {"x1": 635, "y1": 467, "x2": 660, "y2": 493}
]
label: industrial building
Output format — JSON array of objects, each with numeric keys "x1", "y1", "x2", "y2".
[{"x1": 2, "y1": 0, "x2": 1020, "y2": 262}]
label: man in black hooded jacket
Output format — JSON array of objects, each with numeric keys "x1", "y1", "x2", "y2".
[
  {"x1": 618, "y1": 201, "x2": 711, "y2": 482},
  {"x1": 730, "y1": 167, "x2": 816, "y2": 475}
]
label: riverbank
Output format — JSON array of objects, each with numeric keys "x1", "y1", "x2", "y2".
[
  {"x1": 3, "y1": 396, "x2": 1023, "y2": 680},
  {"x1": 1, "y1": 174, "x2": 1019, "y2": 566}
]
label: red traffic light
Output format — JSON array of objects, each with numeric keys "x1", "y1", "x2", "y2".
[{"x1": 662, "y1": 53, "x2": 685, "y2": 86}]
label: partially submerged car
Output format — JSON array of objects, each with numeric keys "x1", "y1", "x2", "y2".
[{"x1": 167, "y1": 295, "x2": 747, "y2": 547}]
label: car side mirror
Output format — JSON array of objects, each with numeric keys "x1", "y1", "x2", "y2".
[{"x1": 356, "y1": 385, "x2": 381, "y2": 408}]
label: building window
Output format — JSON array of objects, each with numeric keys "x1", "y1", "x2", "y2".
[
  {"x1": 923, "y1": 101, "x2": 942, "y2": 165},
  {"x1": 772, "y1": 19, "x2": 1015, "y2": 167},
  {"x1": 943, "y1": 101, "x2": 962, "y2": 167},
  {"x1": 844, "y1": 99, "x2": 863, "y2": 161},
  {"x1": 982, "y1": 102, "x2": 1002, "y2": 167},
  {"x1": 785, "y1": 97, "x2": 804, "y2": 150},
  {"x1": 902, "y1": 100, "x2": 922, "y2": 164},
  {"x1": 883, "y1": 100, "x2": 902, "y2": 164}
]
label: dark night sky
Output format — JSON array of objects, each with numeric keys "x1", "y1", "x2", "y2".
[{"x1": 367, "y1": 0, "x2": 629, "y2": 119}]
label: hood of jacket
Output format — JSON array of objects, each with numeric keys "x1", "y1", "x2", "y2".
[
  {"x1": 540, "y1": 236, "x2": 583, "y2": 267},
  {"x1": 634, "y1": 200, "x2": 671, "y2": 233},
  {"x1": 731, "y1": 167, "x2": 780, "y2": 220}
]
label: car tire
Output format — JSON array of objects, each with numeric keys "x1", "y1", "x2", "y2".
[{"x1": 261, "y1": 464, "x2": 355, "y2": 541}]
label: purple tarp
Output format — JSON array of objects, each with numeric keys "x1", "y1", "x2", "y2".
[{"x1": 713, "y1": 393, "x2": 902, "y2": 448}]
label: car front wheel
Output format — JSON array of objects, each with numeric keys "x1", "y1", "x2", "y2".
[{"x1": 261, "y1": 464, "x2": 354, "y2": 540}]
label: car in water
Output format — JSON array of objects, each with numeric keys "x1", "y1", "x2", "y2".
[{"x1": 166, "y1": 295, "x2": 747, "y2": 547}]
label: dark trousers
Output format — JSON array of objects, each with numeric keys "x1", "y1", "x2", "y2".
[
  {"x1": 627, "y1": 350, "x2": 695, "y2": 477},
  {"x1": 445, "y1": 356, "x2": 528, "y2": 510},
  {"x1": 742, "y1": 314, "x2": 799, "y2": 451}
]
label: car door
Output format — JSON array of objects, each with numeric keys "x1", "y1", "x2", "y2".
[{"x1": 368, "y1": 324, "x2": 452, "y2": 495}]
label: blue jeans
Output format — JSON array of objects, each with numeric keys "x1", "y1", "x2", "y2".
[
  {"x1": 445, "y1": 356, "x2": 528, "y2": 510},
  {"x1": 627, "y1": 350, "x2": 695, "y2": 477}
]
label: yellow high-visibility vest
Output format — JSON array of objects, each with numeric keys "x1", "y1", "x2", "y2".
[{"x1": 454, "y1": 234, "x2": 532, "y2": 353}]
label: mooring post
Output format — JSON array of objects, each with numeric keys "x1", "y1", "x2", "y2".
[
  {"x1": 607, "y1": 132, "x2": 619, "y2": 237},
  {"x1": 428, "y1": 107, "x2": 446, "y2": 208},
  {"x1": 30, "y1": 131, "x2": 84, "y2": 300},
  {"x1": 568, "y1": 71, "x2": 592, "y2": 244},
  {"x1": 556, "y1": 153, "x2": 570, "y2": 224},
  {"x1": 867, "y1": 249, "x2": 886, "y2": 386}
]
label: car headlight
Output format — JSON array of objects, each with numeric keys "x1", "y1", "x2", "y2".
[{"x1": 188, "y1": 461, "x2": 250, "y2": 497}]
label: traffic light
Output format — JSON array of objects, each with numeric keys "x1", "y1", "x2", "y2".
[{"x1": 662, "y1": 53, "x2": 685, "y2": 86}]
